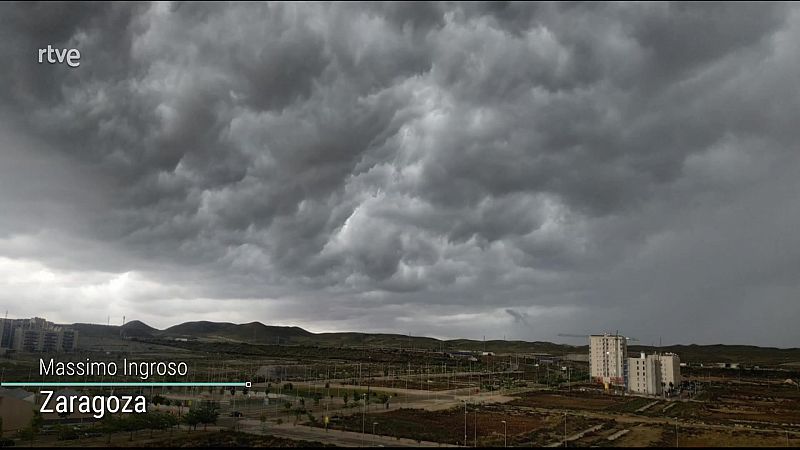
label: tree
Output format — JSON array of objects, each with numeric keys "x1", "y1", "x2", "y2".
[
  {"x1": 195, "y1": 403, "x2": 220, "y2": 431},
  {"x1": 183, "y1": 410, "x2": 201, "y2": 431},
  {"x1": 380, "y1": 393, "x2": 390, "y2": 409},
  {"x1": 55, "y1": 424, "x2": 78, "y2": 441},
  {"x1": 293, "y1": 407, "x2": 305, "y2": 425},
  {"x1": 31, "y1": 412, "x2": 43, "y2": 432},
  {"x1": 17, "y1": 412, "x2": 43, "y2": 444},
  {"x1": 343, "y1": 392, "x2": 349, "y2": 407},
  {"x1": 143, "y1": 412, "x2": 178, "y2": 438}
]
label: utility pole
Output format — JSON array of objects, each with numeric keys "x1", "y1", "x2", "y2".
[
  {"x1": 564, "y1": 412, "x2": 567, "y2": 447},
  {"x1": 501, "y1": 420, "x2": 507, "y2": 448}
]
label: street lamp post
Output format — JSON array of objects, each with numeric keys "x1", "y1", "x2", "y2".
[
  {"x1": 373, "y1": 422, "x2": 378, "y2": 444},
  {"x1": 564, "y1": 412, "x2": 567, "y2": 447},
  {"x1": 360, "y1": 392, "x2": 366, "y2": 447},
  {"x1": 463, "y1": 400, "x2": 468, "y2": 447},
  {"x1": 675, "y1": 417, "x2": 679, "y2": 448},
  {"x1": 501, "y1": 420, "x2": 507, "y2": 448}
]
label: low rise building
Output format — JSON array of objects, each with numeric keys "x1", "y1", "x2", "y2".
[
  {"x1": 628, "y1": 352, "x2": 682, "y2": 396},
  {"x1": 658, "y1": 353, "x2": 681, "y2": 390},
  {"x1": 628, "y1": 353, "x2": 662, "y2": 396}
]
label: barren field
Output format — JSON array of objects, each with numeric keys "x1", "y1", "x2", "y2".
[
  {"x1": 324, "y1": 406, "x2": 553, "y2": 446},
  {"x1": 609, "y1": 424, "x2": 666, "y2": 447},
  {"x1": 510, "y1": 391, "x2": 628, "y2": 411},
  {"x1": 676, "y1": 428, "x2": 792, "y2": 447}
]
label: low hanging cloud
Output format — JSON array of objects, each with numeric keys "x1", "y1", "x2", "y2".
[{"x1": 0, "y1": 2, "x2": 799, "y2": 346}]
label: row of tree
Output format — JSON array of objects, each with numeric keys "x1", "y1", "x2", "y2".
[{"x1": 14, "y1": 402, "x2": 221, "y2": 444}]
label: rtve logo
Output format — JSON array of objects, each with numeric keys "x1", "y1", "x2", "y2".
[{"x1": 38, "y1": 45, "x2": 81, "y2": 68}]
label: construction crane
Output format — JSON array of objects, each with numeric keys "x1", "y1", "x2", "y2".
[{"x1": 558, "y1": 333, "x2": 639, "y2": 342}]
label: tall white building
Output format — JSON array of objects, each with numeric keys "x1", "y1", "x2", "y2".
[
  {"x1": 628, "y1": 353, "x2": 662, "y2": 395},
  {"x1": 589, "y1": 334, "x2": 628, "y2": 387}
]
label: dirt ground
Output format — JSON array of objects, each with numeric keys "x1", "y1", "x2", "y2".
[
  {"x1": 676, "y1": 428, "x2": 792, "y2": 447},
  {"x1": 601, "y1": 424, "x2": 665, "y2": 447},
  {"x1": 325, "y1": 406, "x2": 552, "y2": 445},
  {"x1": 510, "y1": 391, "x2": 627, "y2": 410}
]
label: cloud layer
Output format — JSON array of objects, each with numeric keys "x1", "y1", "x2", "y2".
[{"x1": 1, "y1": 2, "x2": 798, "y2": 346}]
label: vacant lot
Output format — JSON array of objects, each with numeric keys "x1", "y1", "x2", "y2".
[
  {"x1": 139, "y1": 431, "x2": 333, "y2": 448},
  {"x1": 675, "y1": 428, "x2": 792, "y2": 447},
  {"x1": 510, "y1": 391, "x2": 627, "y2": 411},
  {"x1": 605, "y1": 424, "x2": 665, "y2": 447},
  {"x1": 323, "y1": 406, "x2": 553, "y2": 446},
  {"x1": 697, "y1": 382, "x2": 800, "y2": 425}
]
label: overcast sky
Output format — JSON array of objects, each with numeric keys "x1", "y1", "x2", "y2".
[{"x1": 0, "y1": 2, "x2": 798, "y2": 347}]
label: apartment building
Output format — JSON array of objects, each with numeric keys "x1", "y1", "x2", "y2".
[
  {"x1": 628, "y1": 352, "x2": 663, "y2": 395},
  {"x1": 589, "y1": 333, "x2": 628, "y2": 387},
  {"x1": 0, "y1": 318, "x2": 78, "y2": 353}
]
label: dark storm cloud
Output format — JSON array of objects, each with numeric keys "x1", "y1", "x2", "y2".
[{"x1": 0, "y1": 2, "x2": 799, "y2": 346}]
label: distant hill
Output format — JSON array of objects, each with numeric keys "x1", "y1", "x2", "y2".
[
  {"x1": 71, "y1": 319, "x2": 571, "y2": 353},
  {"x1": 72, "y1": 320, "x2": 157, "y2": 339},
  {"x1": 121, "y1": 320, "x2": 157, "y2": 338},
  {"x1": 629, "y1": 344, "x2": 800, "y2": 366},
  {"x1": 163, "y1": 321, "x2": 312, "y2": 344},
  {"x1": 67, "y1": 320, "x2": 800, "y2": 366},
  {"x1": 71, "y1": 322, "x2": 123, "y2": 338}
]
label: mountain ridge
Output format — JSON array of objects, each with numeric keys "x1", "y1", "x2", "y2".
[{"x1": 67, "y1": 319, "x2": 800, "y2": 365}]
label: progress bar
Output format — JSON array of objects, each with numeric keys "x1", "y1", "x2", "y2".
[{"x1": 0, "y1": 382, "x2": 251, "y2": 388}]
